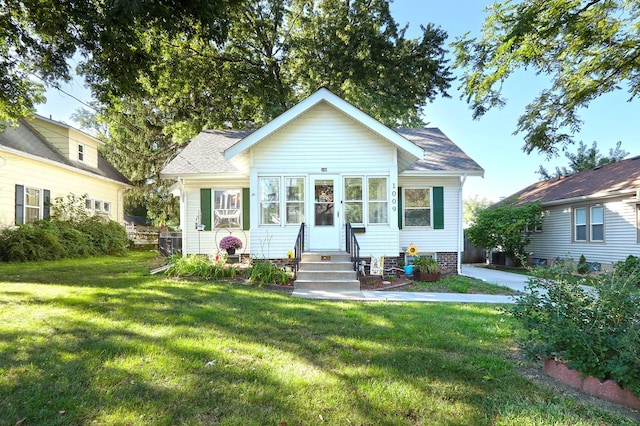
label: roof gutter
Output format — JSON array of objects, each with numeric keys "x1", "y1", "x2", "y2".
[{"x1": 540, "y1": 188, "x2": 640, "y2": 207}]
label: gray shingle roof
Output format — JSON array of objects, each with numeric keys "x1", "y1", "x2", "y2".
[
  {"x1": 162, "y1": 127, "x2": 483, "y2": 176},
  {"x1": 0, "y1": 120, "x2": 131, "y2": 185},
  {"x1": 396, "y1": 128, "x2": 484, "y2": 174},
  {"x1": 161, "y1": 129, "x2": 254, "y2": 176},
  {"x1": 504, "y1": 155, "x2": 640, "y2": 206}
]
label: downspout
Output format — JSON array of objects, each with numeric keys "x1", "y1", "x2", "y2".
[
  {"x1": 178, "y1": 178, "x2": 187, "y2": 257},
  {"x1": 457, "y1": 174, "x2": 467, "y2": 275}
]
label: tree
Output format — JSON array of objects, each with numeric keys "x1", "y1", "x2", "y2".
[
  {"x1": 454, "y1": 0, "x2": 640, "y2": 156},
  {"x1": 0, "y1": 0, "x2": 239, "y2": 128},
  {"x1": 537, "y1": 141, "x2": 629, "y2": 180},
  {"x1": 463, "y1": 195, "x2": 492, "y2": 228},
  {"x1": 80, "y1": 0, "x2": 453, "y2": 223},
  {"x1": 466, "y1": 201, "x2": 543, "y2": 266}
]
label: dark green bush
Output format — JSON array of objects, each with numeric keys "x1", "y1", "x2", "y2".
[
  {"x1": 576, "y1": 254, "x2": 589, "y2": 274},
  {"x1": 510, "y1": 265, "x2": 640, "y2": 394},
  {"x1": 0, "y1": 217, "x2": 128, "y2": 262}
]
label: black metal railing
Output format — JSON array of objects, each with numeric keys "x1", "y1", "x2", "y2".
[
  {"x1": 293, "y1": 222, "x2": 305, "y2": 278},
  {"x1": 345, "y1": 223, "x2": 361, "y2": 276}
]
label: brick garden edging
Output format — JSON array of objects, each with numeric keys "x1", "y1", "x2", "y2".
[{"x1": 543, "y1": 359, "x2": 640, "y2": 409}]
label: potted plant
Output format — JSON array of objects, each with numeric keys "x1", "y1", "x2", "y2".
[
  {"x1": 220, "y1": 235, "x2": 243, "y2": 255},
  {"x1": 412, "y1": 256, "x2": 441, "y2": 281}
]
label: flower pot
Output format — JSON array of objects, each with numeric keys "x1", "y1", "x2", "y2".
[
  {"x1": 226, "y1": 247, "x2": 236, "y2": 255},
  {"x1": 403, "y1": 265, "x2": 413, "y2": 275}
]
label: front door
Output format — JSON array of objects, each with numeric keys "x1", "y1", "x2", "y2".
[{"x1": 309, "y1": 175, "x2": 340, "y2": 250}]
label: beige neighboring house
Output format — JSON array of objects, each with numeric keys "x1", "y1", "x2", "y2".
[{"x1": 0, "y1": 114, "x2": 131, "y2": 228}]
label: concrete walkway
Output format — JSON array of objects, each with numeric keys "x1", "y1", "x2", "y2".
[{"x1": 291, "y1": 264, "x2": 531, "y2": 303}]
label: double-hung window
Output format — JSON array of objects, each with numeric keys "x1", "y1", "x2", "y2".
[
  {"x1": 368, "y1": 177, "x2": 388, "y2": 224},
  {"x1": 213, "y1": 189, "x2": 241, "y2": 228},
  {"x1": 573, "y1": 205, "x2": 604, "y2": 242},
  {"x1": 344, "y1": 177, "x2": 364, "y2": 224},
  {"x1": 259, "y1": 177, "x2": 281, "y2": 225},
  {"x1": 403, "y1": 188, "x2": 431, "y2": 227},
  {"x1": 285, "y1": 177, "x2": 305, "y2": 224},
  {"x1": 25, "y1": 188, "x2": 41, "y2": 223},
  {"x1": 78, "y1": 144, "x2": 85, "y2": 162}
]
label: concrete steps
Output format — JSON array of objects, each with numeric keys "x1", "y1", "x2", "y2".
[{"x1": 294, "y1": 252, "x2": 360, "y2": 291}]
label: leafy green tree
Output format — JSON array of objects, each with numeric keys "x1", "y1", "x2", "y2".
[
  {"x1": 537, "y1": 141, "x2": 629, "y2": 179},
  {"x1": 466, "y1": 201, "x2": 543, "y2": 265},
  {"x1": 0, "y1": 0, "x2": 239, "y2": 128},
  {"x1": 454, "y1": 0, "x2": 640, "y2": 156},
  {"x1": 463, "y1": 195, "x2": 492, "y2": 228},
  {"x1": 76, "y1": 0, "x2": 452, "y2": 223}
]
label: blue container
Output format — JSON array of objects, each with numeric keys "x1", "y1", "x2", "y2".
[{"x1": 403, "y1": 265, "x2": 414, "y2": 275}]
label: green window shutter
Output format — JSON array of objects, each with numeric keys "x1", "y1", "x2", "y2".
[
  {"x1": 43, "y1": 190, "x2": 51, "y2": 219},
  {"x1": 15, "y1": 184, "x2": 24, "y2": 225},
  {"x1": 397, "y1": 187, "x2": 403, "y2": 230},
  {"x1": 433, "y1": 186, "x2": 444, "y2": 230},
  {"x1": 242, "y1": 188, "x2": 250, "y2": 231},
  {"x1": 200, "y1": 188, "x2": 212, "y2": 231}
]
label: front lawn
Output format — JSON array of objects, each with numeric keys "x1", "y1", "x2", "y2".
[{"x1": 0, "y1": 251, "x2": 636, "y2": 425}]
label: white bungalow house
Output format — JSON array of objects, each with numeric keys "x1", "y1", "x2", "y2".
[
  {"x1": 161, "y1": 88, "x2": 483, "y2": 282},
  {"x1": 500, "y1": 155, "x2": 640, "y2": 271}
]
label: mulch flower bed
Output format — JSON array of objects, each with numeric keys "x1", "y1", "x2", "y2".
[{"x1": 359, "y1": 275, "x2": 412, "y2": 290}]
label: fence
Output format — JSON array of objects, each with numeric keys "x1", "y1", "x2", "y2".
[{"x1": 158, "y1": 233, "x2": 182, "y2": 257}]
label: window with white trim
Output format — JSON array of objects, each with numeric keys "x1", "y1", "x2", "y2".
[
  {"x1": 590, "y1": 205, "x2": 604, "y2": 241},
  {"x1": 403, "y1": 188, "x2": 431, "y2": 227},
  {"x1": 285, "y1": 177, "x2": 305, "y2": 224},
  {"x1": 25, "y1": 187, "x2": 41, "y2": 223},
  {"x1": 213, "y1": 189, "x2": 241, "y2": 228},
  {"x1": 344, "y1": 177, "x2": 363, "y2": 224},
  {"x1": 368, "y1": 177, "x2": 388, "y2": 224},
  {"x1": 259, "y1": 177, "x2": 280, "y2": 225},
  {"x1": 78, "y1": 144, "x2": 85, "y2": 162}
]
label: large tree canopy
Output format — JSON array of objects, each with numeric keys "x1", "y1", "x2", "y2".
[
  {"x1": 537, "y1": 140, "x2": 629, "y2": 180},
  {"x1": 454, "y1": 0, "x2": 640, "y2": 156},
  {"x1": 0, "y1": 0, "x2": 237, "y2": 127},
  {"x1": 74, "y1": 0, "x2": 452, "y2": 223}
]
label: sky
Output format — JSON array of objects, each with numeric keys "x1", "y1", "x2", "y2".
[{"x1": 36, "y1": 0, "x2": 639, "y2": 203}]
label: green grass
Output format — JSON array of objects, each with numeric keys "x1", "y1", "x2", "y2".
[
  {"x1": 0, "y1": 251, "x2": 636, "y2": 425},
  {"x1": 404, "y1": 274, "x2": 520, "y2": 294}
]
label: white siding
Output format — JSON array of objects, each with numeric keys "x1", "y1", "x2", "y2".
[
  {"x1": 182, "y1": 179, "x2": 250, "y2": 256},
  {"x1": 527, "y1": 197, "x2": 640, "y2": 268},
  {"x1": 248, "y1": 102, "x2": 401, "y2": 256},
  {"x1": 398, "y1": 176, "x2": 461, "y2": 254}
]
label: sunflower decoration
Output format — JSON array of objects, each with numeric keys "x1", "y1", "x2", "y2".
[{"x1": 407, "y1": 244, "x2": 419, "y2": 256}]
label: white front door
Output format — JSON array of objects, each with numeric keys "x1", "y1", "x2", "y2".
[{"x1": 309, "y1": 175, "x2": 341, "y2": 251}]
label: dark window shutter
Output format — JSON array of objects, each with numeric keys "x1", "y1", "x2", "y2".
[
  {"x1": 43, "y1": 190, "x2": 51, "y2": 219},
  {"x1": 433, "y1": 186, "x2": 444, "y2": 229},
  {"x1": 397, "y1": 187, "x2": 403, "y2": 230},
  {"x1": 15, "y1": 184, "x2": 24, "y2": 225},
  {"x1": 200, "y1": 188, "x2": 212, "y2": 231},
  {"x1": 242, "y1": 188, "x2": 250, "y2": 231}
]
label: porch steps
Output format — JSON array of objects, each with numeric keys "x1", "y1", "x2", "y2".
[{"x1": 294, "y1": 252, "x2": 360, "y2": 291}]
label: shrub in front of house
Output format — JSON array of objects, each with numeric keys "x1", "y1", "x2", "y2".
[
  {"x1": 0, "y1": 217, "x2": 129, "y2": 261},
  {"x1": 249, "y1": 259, "x2": 292, "y2": 287},
  {"x1": 509, "y1": 265, "x2": 640, "y2": 395},
  {"x1": 614, "y1": 255, "x2": 640, "y2": 288},
  {"x1": 165, "y1": 255, "x2": 237, "y2": 280}
]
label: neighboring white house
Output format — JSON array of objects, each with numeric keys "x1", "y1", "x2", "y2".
[
  {"x1": 501, "y1": 155, "x2": 640, "y2": 270},
  {"x1": 160, "y1": 88, "x2": 484, "y2": 275},
  {"x1": 0, "y1": 115, "x2": 131, "y2": 227}
]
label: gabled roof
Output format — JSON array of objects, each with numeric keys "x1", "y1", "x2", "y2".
[
  {"x1": 161, "y1": 127, "x2": 483, "y2": 178},
  {"x1": 397, "y1": 128, "x2": 484, "y2": 176},
  {"x1": 223, "y1": 87, "x2": 424, "y2": 161},
  {"x1": 161, "y1": 129, "x2": 253, "y2": 177},
  {"x1": 504, "y1": 155, "x2": 640, "y2": 206},
  {"x1": 0, "y1": 119, "x2": 131, "y2": 185}
]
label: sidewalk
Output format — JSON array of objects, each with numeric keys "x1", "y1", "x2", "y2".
[{"x1": 291, "y1": 264, "x2": 530, "y2": 303}]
